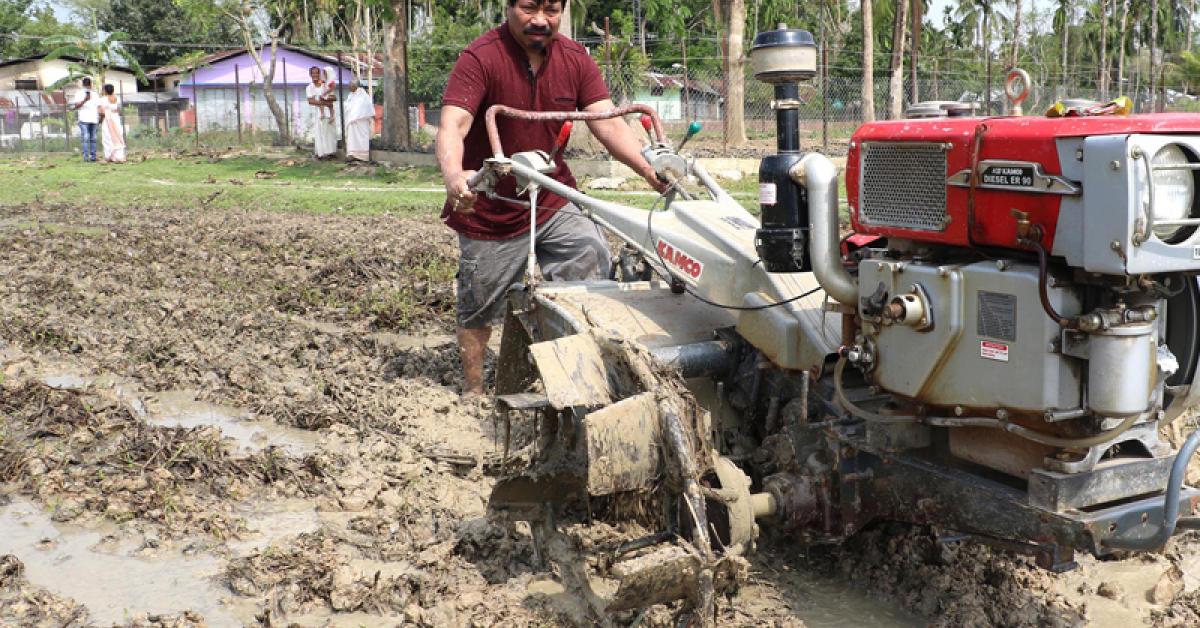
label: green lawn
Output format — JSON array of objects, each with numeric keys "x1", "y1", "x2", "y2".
[
  {"x1": 0, "y1": 151, "x2": 846, "y2": 218},
  {"x1": 0, "y1": 152, "x2": 450, "y2": 215}
]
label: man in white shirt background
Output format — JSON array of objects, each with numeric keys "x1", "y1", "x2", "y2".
[{"x1": 71, "y1": 77, "x2": 99, "y2": 163}]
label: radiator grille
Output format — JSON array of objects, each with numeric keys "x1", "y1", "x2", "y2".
[{"x1": 859, "y1": 143, "x2": 948, "y2": 231}]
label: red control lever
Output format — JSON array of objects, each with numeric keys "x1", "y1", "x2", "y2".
[
  {"x1": 640, "y1": 114, "x2": 653, "y2": 135},
  {"x1": 548, "y1": 121, "x2": 573, "y2": 163}
]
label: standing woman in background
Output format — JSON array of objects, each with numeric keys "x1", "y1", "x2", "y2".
[
  {"x1": 306, "y1": 66, "x2": 338, "y2": 159},
  {"x1": 98, "y1": 84, "x2": 126, "y2": 164}
]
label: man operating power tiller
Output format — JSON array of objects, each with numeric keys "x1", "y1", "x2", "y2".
[{"x1": 437, "y1": 0, "x2": 667, "y2": 396}]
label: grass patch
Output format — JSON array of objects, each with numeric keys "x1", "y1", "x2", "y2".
[
  {"x1": 0, "y1": 151, "x2": 848, "y2": 218},
  {"x1": 0, "y1": 152, "x2": 448, "y2": 216}
]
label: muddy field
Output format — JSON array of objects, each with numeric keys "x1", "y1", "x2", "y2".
[{"x1": 3, "y1": 200, "x2": 1200, "y2": 627}]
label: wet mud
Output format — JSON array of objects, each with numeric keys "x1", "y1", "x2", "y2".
[{"x1": 2, "y1": 202, "x2": 1200, "y2": 626}]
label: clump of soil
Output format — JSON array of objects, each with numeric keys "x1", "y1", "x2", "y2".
[
  {"x1": 833, "y1": 524, "x2": 1084, "y2": 626},
  {"x1": 0, "y1": 381, "x2": 326, "y2": 537}
]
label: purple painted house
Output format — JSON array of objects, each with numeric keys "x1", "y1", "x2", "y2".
[{"x1": 147, "y1": 45, "x2": 375, "y2": 138}]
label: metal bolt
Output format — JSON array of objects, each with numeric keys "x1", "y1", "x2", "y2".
[
  {"x1": 996, "y1": 408, "x2": 1010, "y2": 420},
  {"x1": 995, "y1": 260, "x2": 1010, "y2": 271},
  {"x1": 937, "y1": 266, "x2": 950, "y2": 277},
  {"x1": 1131, "y1": 147, "x2": 1144, "y2": 159},
  {"x1": 1075, "y1": 148, "x2": 1084, "y2": 161},
  {"x1": 1110, "y1": 240, "x2": 1123, "y2": 252},
  {"x1": 1110, "y1": 160, "x2": 1121, "y2": 171},
  {"x1": 954, "y1": 406, "x2": 965, "y2": 416}
]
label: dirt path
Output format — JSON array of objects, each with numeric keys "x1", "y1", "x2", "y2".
[{"x1": 1, "y1": 202, "x2": 1199, "y2": 626}]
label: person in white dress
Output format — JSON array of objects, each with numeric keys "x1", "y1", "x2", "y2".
[
  {"x1": 98, "y1": 84, "x2": 125, "y2": 163},
  {"x1": 305, "y1": 66, "x2": 338, "y2": 159},
  {"x1": 344, "y1": 79, "x2": 374, "y2": 162}
]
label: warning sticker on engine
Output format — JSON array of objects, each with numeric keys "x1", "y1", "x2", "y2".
[
  {"x1": 981, "y1": 165, "x2": 1036, "y2": 188},
  {"x1": 980, "y1": 340, "x2": 1010, "y2": 362},
  {"x1": 759, "y1": 183, "x2": 778, "y2": 206}
]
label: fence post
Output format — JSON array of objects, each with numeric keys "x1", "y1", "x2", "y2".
[
  {"x1": 234, "y1": 64, "x2": 243, "y2": 144},
  {"x1": 152, "y1": 88, "x2": 160, "y2": 144},
  {"x1": 192, "y1": 68, "x2": 200, "y2": 147},
  {"x1": 62, "y1": 92, "x2": 70, "y2": 151},
  {"x1": 681, "y1": 36, "x2": 689, "y2": 122},
  {"x1": 39, "y1": 94, "x2": 46, "y2": 153},
  {"x1": 337, "y1": 51, "x2": 347, "y2": 149},
  {"x1": 15, "y1": 95, "x2": 22, "y2": 153},
  {"x1": 821, "y1": 43, "x2": 828, "y2": 153},
  {"x1": 119, "y1": 81, "x2": 127, "y2": 144},
  {"x1": 282, "y1": 58, "x2": 291, "y2": 142},
  {"x1": 603, "y1": 18, "x2": 611, "y2": 89}
]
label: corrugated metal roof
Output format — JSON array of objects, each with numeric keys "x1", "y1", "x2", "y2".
[{"x1": 146, "y1": 45, "x2": 380, "y2": 79}]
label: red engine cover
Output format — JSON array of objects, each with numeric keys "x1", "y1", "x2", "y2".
[{"x1": 846, "y1": 114, "x2": 1200, "y2": 251}]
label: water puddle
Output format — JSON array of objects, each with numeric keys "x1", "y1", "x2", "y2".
[
  {"x1": 230, "y1": 501, "x2": 322, "y2": 554},
  {"x1": 42, "y1": 372, "x2": 88, "y2": 390},
  {"x1": 777, "y1": 572, "x2": 923, "y2": 628},
  {"x1": 148, "y1": 391, "x2": 321, "y2": 456},
  {"x1": 368, "y1": 332, "x2": 454, "y2": 352},
  {"x1": 0, "y1": 497, "x2": 242, "y2": 627}
]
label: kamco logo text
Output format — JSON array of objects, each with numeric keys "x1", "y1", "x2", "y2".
[{"x1": 656, "y1": 239, "x2": 704, "y2": 280}]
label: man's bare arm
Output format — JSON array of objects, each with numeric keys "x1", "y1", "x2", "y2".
[
  {"x1": 436, "y1": 105, "x2": 478, "y2": 212},
  {"x1": 583, "y1": 99, "x2": 667, "y2": 193}
]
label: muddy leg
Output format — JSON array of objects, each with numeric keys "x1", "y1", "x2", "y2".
[{"x1": 458, "y1": 326, "x2": 491, "y2": 395}]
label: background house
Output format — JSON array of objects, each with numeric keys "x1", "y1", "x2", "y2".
[
  {"x1": 0, "y1": 55, "x2": 140, "y2": 95},
  {"x1": 147, "y1": 45, "x2": 372, "y2": 138},
  {"x1": 635, "y1": 71, "x2": 721, "y2": 122},
  {"x1": 0, "y1": 56, "x2": 141, "y2": 146}
]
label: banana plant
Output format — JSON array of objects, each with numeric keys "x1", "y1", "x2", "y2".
[{"x1": 42, "y1": 13, "x2": 145, "y2": 92}]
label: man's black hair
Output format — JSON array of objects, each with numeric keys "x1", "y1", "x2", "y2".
[
  {"x1": 82, "y1": 77, "x2": 92, "y2": 86},
  {"x1": 507, "y1": 0, "x2": 566, "y2": 6},
  {"x1": 103, "y1": 84, "x2": 115, "y2": 95}
]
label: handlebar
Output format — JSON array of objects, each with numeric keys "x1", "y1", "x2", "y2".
[{"x1": 483, "y1": 104, "x2": 670, "y2": 159}]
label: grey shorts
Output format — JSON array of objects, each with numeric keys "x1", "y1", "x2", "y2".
[{"x1": 456, "y1": 205, "x2": 611, "y2": 328}]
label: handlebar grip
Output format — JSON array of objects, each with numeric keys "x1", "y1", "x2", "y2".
[{"x1": 555, "y1": 121, "x2": 574, "y2": 149}]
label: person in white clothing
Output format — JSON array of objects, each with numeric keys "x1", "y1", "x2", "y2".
[
  {"x1": 71, "y1": 77, "x2": 99, "y2": 162},
  {"x1": 98, "y1": 84, "x2": 126, "y2": 163},
  {"x1": 344, "y1": 79, "x2": 374, "y2": 162},
  {"x1": 305, "y1": 66, "x2": 337, "y2": 159}
]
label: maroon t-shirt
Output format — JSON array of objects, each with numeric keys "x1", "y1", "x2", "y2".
[{"x1": 441, "y1": 24, "x2": 610, "y2": 240}]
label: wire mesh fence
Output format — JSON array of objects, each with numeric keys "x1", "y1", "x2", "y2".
[{"x1": 2, "y1": 44, "x2": 1198, "y2": 158}]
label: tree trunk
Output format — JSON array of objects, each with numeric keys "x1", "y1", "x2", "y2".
[
  {"x1": 238, "y1": 19, "x2": 289, "y2": 144},
  {"x1": 909, "y1": 0, "x2": 921, "y2": 105},
  {"x1": 726, "y1": 0, "x2": 748, "y2": 146},
  {"x1": 260, "y1": 42, "x2": 289, "y2": 143},
  {"x1": 985, "y1": 9, "x2": 993, "y2": 113},
  {"x1": 862, "y1": 0, "x2": 875, "y2": 122},
  {"x1": 383, "y1": 0, "x2": 410, "y2": 150},
  {"x1": 1059, "y1": 4, "x2": 1069, "y2": 99},
  {"x1": 1099, "y1": 0, "x2": 1108, "y2": 98},
  {"x1": 1117, "y1": 0, "x2": 1130, "y2": 94},
  {"x1": 1151, "y1": 0, "x2": 1159, "y2": 111},
  {"x1": 1010, "y1": 0, "x2": 1022, "y2": 69},
  {"x1": 888, "y1": 0, "x2": 909, "y2": 119}
]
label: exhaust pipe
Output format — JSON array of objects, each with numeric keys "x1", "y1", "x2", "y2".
[{"x1": 791, "y1": 153, "x2": 857, "y2": 306}]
